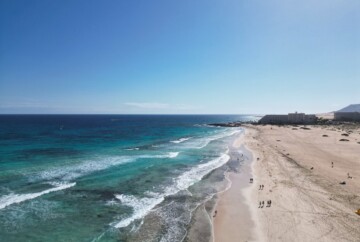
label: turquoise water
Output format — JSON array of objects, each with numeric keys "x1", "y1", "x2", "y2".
[{"x1": 0, "y1": 115, "x2": 256, "y2": 241}]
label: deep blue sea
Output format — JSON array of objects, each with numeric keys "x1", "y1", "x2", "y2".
[{"x1": 0, "y1": 115, "x2": 257, "y2": 242}]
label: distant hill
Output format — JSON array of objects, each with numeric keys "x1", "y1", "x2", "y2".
[{"x1": 336, "y1": 104, "x2": 360, "y2": 113}]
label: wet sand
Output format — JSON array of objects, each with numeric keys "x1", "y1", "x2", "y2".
[{"x1": 213, "y1": 129, "x2": 259, "y2": 242}]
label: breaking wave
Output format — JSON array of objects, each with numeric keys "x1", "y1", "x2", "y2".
[
  {"x1": 34, "y1": 152, "x2": 180, "y2": 182},
  {"x1": 185, "y1": 129, "x2": 242, "y2": 149},
  {"x1": 0, "y1": 182, "x2": 76, "y2": 210},
  {"x1": 113, "y1": 152, "x2": 230, "y2": 228},
  {"x1": 170, "y1": 137, "x2": 192, "y2": 144}
]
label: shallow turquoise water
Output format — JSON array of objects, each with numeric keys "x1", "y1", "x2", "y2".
[{"x1": 0, "y1": 115, "x2": 256, "y2": 241}]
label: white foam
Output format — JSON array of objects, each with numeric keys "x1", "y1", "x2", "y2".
[
  {"x1": 194, "y1": 124, "x2": 211, "y2": 127},
  {"x1": 36, "y1": 157, "x2": 135, "y2": 181},
  {"x1": 124, "y1": 148, "x2": 139, "y2": 151},
  {"x1": 167, "y1": 152, "x2": 179, "y2": 158},
  {"x1": 35, "y1": 152, "x2": 179, "y2": 182},
  {"x1": 114, "y1": 193, "x2": 164, "y2": 228},
  {"x1": 0, "y1": 182, "x2": 76, "y2": 210},
  {"x1": 186, "y1": 129, "x2": 242, "y2": 149},
  {"x1": 138, "y1": 152, "x2": 179, "y2": 159},
  {"x1": 174, "y1": 152, "x2": 230, "y2": 191},
  {"x1": 113, "y1": 151, "x2": 230, "y2": 228},
  {"x1": 170, "y1": 137, "x2": 192, "y2": 144}
]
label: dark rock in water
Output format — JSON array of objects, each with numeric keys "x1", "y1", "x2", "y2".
[
  {"x1": 208, "y1": 122, "x2": 242, "y2": 127},
  {"x1": 72, "y1": 189, "x2": 115, "y2": 200}
]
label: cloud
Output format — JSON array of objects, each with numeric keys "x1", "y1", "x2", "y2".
[{"x1": 124, "y1": 102, "x2": 170, "y2": 109}]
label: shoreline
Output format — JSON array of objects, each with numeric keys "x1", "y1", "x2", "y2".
[
  {"x1": 212, "y1": 128, "x2": 259, "y2": 242},
  {"x1": 213, "y1": 124, "x2": 360, "y2": 242}
]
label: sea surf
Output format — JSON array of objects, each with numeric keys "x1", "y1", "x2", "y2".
[{"x1": 0, "y1": 115, "x2": 257, "y2": 242}]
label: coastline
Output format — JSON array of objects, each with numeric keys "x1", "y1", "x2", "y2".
[
  {"x1": 184, "y1": 130, "x2": 247, "y2": 242},
  {"x1": 212, "y1": 127, "x2": 259, "y2": 242},
  {"x1": 213, "y1": 124, "x2": 360, "y2": 242}
]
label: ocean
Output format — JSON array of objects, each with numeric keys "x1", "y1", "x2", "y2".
[{"x1": 0, "y1": 115, "x2": 256, "y2": 242}]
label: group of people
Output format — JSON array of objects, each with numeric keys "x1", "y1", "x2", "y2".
[
  {"x1": 258, "y1": 200, "x2": 272, "y2": 208},
  {"x1": 258, "y1": 184, "x2": 272, "y2": 207},
  {"x1": 251, "y1": 179, "x2": 272, "y2": 208}
]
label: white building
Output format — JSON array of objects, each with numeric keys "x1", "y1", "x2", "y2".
[{"x1": 259, "y1": 112, "x2": 316, "y2": 124}]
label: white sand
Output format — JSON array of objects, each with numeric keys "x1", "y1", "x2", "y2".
[{"x1": 214, "y1": 124, "x2": 360, "y2": 241}]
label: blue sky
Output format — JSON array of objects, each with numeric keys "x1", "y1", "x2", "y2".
[{"x1": 0, "y1": 0, "x2": 359, "y2": 114}]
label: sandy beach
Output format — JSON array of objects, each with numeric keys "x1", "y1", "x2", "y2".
[
  {"x1": 214, "y1": 124, "x2": 360, "y2": 241},
  {"x1": 213, "y1": 130, "x2": 257, "y2": 242}
]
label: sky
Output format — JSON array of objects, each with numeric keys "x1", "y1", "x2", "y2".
[{"x1": 0, "y1": 0, "x2": 359, "y2": 114}]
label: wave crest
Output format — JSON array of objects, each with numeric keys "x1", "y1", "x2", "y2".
[
  {"x1": 113, "y1": 152, "x2": 230, "y2": 228},
  {"x1": 170, "y1": 137, "x2": 192, "y2": 144},
  {"x1": 0, "y1": 182, "x2": 76, "y2": 210},
  {"x1": 34, "y1": 152, "x2": 180, "y2": 182}
]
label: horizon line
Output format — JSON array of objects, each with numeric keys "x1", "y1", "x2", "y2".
[{"x1": 0, "y1": 113, "x2": 265, "y2": 116}]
